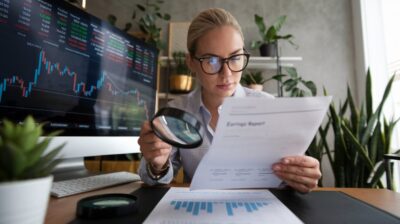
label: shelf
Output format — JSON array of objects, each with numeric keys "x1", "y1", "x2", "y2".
[
  {"x1": 159, "y1": 56, "x2": 302, "y2": 70},
  {"x1": 158, "y1": 92, "x2": 186, "y2": 100},
  {"x1": 247, "y1": 56, "x2": 302, "y2": 70}
]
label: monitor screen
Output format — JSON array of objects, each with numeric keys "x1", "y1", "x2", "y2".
[{"x1": 0, "y1": 0, "x2": 158, "y2": 158}]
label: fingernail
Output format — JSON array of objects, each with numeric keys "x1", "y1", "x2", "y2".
[
  {"x1": 273, "y1": 165, "x2": 281, "y2": 171},
  {"x1": 283, "y1": 159, "x2": 290, "y2": 164}
]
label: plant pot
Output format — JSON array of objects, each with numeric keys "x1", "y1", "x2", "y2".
[
  {"x1": 169, "y1": 74, "x2": 193, "y2": 93},
  {"x1": 0, "y1": 175, "x2": 53, "y2": 224},
  {"x1": 259, "y1": 43, "x2": 277, "y2": 57},
  {"x1": 248, "y1": 84, "x2": 263, "y2": 91}
]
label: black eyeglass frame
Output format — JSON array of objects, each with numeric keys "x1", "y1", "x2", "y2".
[{"x1": 193, "y1": 50, "x2": 250, "y2": 75}]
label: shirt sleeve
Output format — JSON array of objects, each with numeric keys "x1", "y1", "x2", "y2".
[{"x1": 137, "y1": 147, "x2": 182, "y2": 185}]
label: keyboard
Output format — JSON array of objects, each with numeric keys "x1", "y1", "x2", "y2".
[{"x1": 51, "y1": 171, "x2": 141, "y2": 198}]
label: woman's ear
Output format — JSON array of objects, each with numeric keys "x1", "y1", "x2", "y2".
[{"x1": 186, "y1": 53, "x2": 195, "y2": 72}]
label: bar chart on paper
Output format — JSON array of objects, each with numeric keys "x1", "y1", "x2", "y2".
[
  {"x1": 144, "y1": 187, "x2": 303, "y2": 224},
  {"x1": 170, "y1": 199, "x2": 269, "y2": 216}
]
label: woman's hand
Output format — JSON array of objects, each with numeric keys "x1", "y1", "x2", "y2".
[
  {"x1": 138, "y1": 121, "x2": 172, "y2": 172},
  {"x1": 272, "y1": 155, "x2": 321, "y2": 193}
]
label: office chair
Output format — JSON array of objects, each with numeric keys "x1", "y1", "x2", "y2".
[{"x1": 384, "y1": 153, "x2": 400, "y2": 190}]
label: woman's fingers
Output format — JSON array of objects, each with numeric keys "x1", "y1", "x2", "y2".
[
  {"x1": 273, "y1": 163, "x2": 321, "y2": 179},
  {"x1": 279, "y1": 178, "x2": 312, "y2": 194},
  {"x1": 281, "y1": 156, "x2": 320, "y2": 168},
  {"x1": 275, "y1": 171, "x2": 319, "y2": 189},
  {"x1": 138, "y1": 121, "x2": 172, "y2": 168},
  {"x1": 272, "y1": 155, "x2": 321, "y2": 192}
]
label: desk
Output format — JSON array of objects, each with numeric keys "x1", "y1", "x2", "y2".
[{"x1": 45, "y1": 182, "x2": 400, "y2": 224}]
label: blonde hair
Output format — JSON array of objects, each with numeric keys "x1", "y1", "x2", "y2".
[{"x1": 187, "y1": 8, "x2": 244, "y2": 56}]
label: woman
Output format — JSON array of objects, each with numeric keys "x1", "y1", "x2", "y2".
[{"x1": 138, "y1": 8, "x2": 321, "y2": 193}]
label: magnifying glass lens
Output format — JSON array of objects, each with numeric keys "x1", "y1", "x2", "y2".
[{"x1": 151, "y1": 108, "x2": 203, "y2": 148}]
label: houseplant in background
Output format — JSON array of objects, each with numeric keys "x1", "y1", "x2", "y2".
[
  {"x1": 108, "y1": 0, "x2": 171, "y2": 50},
  {"x1": 169, "y1": 51, "x2": 193, "y2": 93},
  {"x1": 250, "y1": 15, "x2": 297, "y2": 57},
  {"x1": 0, "y1": 116, "x2": 65, "y2": 224},
  {"x1": 240, "y1": 70, "x2": 269, "y2": 91},
  {"x1": 321, "y1": 70, "x2": 399, "y2": 188},
  {"x1": 272, "y1": 67, "x2": 317, "y2": 97},
  {"x1": 304, "y1": 70, "x2": 399, "y2": 189}
]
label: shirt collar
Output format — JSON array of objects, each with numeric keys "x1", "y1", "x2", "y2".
[{"x1": 192, "y1": 84, "x2": 246, "y2": 114}]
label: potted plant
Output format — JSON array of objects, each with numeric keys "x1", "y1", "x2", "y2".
[
  {"x1": 0, "y1": 116, "x2": 65, "y2": 224},
  {"x1": 305, "y1": 69, "x2": 399, "y2": 189},
  {"x1": 169, "y1": 51, "x2": 193, "y2": 93},
  {"x1": 108, "y1": 0, "x2": 171, "y2": 51},
  {"x1": 240, "y1": 71, "x2": 269, "y2": 91},
  {"x1": 324, "y1": 70, "x2": 399, "y2": 188},
  {"x1": 250, "y1": 15, "x2": 297, "y2": 57}
]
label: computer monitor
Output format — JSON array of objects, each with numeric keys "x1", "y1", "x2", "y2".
[{"x1": 0, "y1": 0, "x2": 158, "y2": 174}]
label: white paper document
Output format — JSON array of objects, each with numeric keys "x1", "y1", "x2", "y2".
[
  {"x1": 190, "y1": 96, "x2": 332, "y2": 190},
  {"x1": 144, "y1": 187, "x2": 303, "y2": 224}
]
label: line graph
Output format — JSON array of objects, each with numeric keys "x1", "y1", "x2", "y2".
[{"x1": 0, "y1": 50, "x2": 150, "y2": 120}]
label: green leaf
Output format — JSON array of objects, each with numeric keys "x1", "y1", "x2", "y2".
[
  {"x1": 339, "y1": 98, "x2": 349, "y2": 117},
  {"x1": 368, "y1": 161, "x2": 385, "y2": 187},
  {"x1": 291, "y1": 87, "x2": 300, "y2": 97},
  {"x1": 271, "y1": 74, "x2": 286, "y2": 81},
  {"x1": 285, "y1": 67, "x2": 297, "y2": 78},
  {"x1": 26, "y1": 138, "x2": 50, "y2": 168},
  {"x1": 250, "y1": 40, "x2": 263, "y2": 49},
  {"x1": 5, "y1": 142, "x2": 28, "y2": 179},
  {"x1": 107, "y1": 14, "x2": 117, "y2": 25},
  {"x1": 254, "y1": 14, "x2": 266, "y2": 38},
  {"x1": 123, "y1": 23, "x2": 132, "y2": 32},
  {"x1": 132, "y1": 10, "x2": 136, "y2": 20},
  {"x1": 283, "y1": 79, "x2": 297, "y2": 91},
  {"x1": 366, "y1": 68, "x2": 373, "y2": 120},
  {"x1": 272, "y1": 15, "x2": 287, "y2": 32},
  {"x1": 136, "y1": 4, "x2": 145, "y2": 11},
  {"x1": 276, "y1": 34, "x2": 293, "y2": 40},
  {"x1": 361, "y1": 75, "x2": 395, "y2": 145},
  {"x1": 303, "y1": 81, "x2": 317, "y2": 96},
  {"x1": 342, "y1": 124, "x2": 374, "y2": 170},
  {"x1": 347, "y1": 85, "x2": 359, "y2": 134},
  {"x1": 163, "y1": 13, "x2": 171, "y2": 21},
  {"x1": 369, "y1": 121, "x2": 381, "y2": 164},
  {"x1": 265, "y1": 27, "x2": 277, "y2": 43}
]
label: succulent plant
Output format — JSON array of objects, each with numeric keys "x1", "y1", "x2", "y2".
[{"x1": 0, "y1": 116, "x2": 65, "y2": 181}]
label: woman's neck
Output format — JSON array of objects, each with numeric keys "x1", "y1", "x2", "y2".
[
  {"x1": 202, "y1": 92, "x2": 224, "y2": 131},
  {"x1": 202, "y1": 92, "x2": 223, "y2": 112}
]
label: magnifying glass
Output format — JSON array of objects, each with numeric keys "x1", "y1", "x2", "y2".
[{"x1": 150, "y1": 107, "x2": 204, "y2": 148}]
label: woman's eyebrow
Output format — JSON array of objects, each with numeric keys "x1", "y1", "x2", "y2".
[{"x1": 199, "y1": 48, "x2": 244, "y2": 58}]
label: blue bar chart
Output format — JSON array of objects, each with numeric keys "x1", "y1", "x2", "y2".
[
  {"x1": 170, "y1": 200, "x2": 269, "y2": 216},
  {"x1": 144, "y1": 188, "x2": 303, "y2": 224}
]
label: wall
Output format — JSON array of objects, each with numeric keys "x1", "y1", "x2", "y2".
[{"x1": 85, "y1": 0, "x2": 357, "y2": 186}]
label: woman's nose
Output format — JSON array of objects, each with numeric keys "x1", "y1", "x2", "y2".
[{"x1": 218, "y1": 62, "x2": 232, "y2": 77}]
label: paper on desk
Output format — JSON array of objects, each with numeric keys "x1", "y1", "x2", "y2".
[
  {"x1": 190, "y1": 96, "x2": 332, "y2": 190},
  {"x1": 143, "y1": 187, "x2": 303, "y2": 224}
]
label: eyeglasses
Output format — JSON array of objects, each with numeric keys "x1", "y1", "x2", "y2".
[{"x1": 193, "y1": 52, "x2": 250, "y2": 75}]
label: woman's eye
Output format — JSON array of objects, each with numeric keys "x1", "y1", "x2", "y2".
[
  {"x1": 208, "y1": 57, "x2": 219, "y2": 65},
  {"x1": 230, "y1": 55, "x2": 241, "y2": 61}
]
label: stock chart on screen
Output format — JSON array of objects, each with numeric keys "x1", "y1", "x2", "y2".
[{"x1": 0, "y1": 0, "x2": 158, "y2": 136}]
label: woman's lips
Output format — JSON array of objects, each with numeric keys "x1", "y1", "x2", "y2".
[{"x1": 216, "y1": 83, "x2": 232, "y2": 90}]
